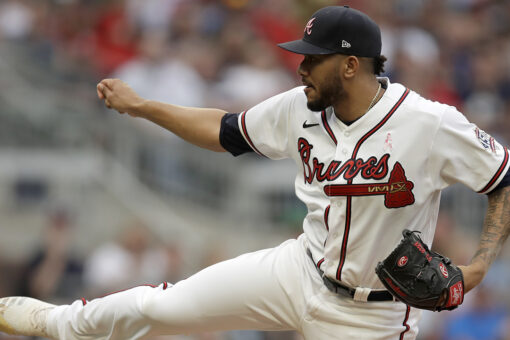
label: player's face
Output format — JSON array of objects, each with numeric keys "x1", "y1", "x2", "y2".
[{"x1": 298, "y1": 54, "x2": 345, "y2": 112}]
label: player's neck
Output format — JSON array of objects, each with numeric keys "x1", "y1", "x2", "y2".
[{"x1": 333, "y1": 80, "x2": 384, "y2": 124}]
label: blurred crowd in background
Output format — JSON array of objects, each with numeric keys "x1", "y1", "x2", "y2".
[
  {"x1": 1, "y1": 0, "x2": 510, "y2": 136},
  {"x1": 1, "y1": 0, "x2": 510, "y2": 339}
]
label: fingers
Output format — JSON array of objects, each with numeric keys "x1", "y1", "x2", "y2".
[
  {"x1": 98, "y1": 83, "x2": 113, "y2": 99},
  {"x1": 96, "y1": 83, "x2": 105, "y2": 99},
  {"x1": 101, "y1": 78, "x2": 116, "y2": 88},
  {"x1": 99, "y1": 85, "x2": 112, "y2": 110},
  {"x1": 97, "y1": 78, "x2": 117, "y2": 99},
  {"x1": 104, "y1": 99, "x2": 126, "y2": 114},
  {"x1": 97, "y1": 80, "x2": 115, "y2": 111},
  {"x1": 96, "y1": 78, "x2": 129, "y2": 114}
]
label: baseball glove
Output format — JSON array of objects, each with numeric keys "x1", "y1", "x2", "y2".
[{"x1": 375, "y1": 229, "x2": 464, "y2": 311}]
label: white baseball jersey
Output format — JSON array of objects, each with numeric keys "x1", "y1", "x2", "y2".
[{"x1": 237, "y1": 78, "x2": 510, "y2": 289}]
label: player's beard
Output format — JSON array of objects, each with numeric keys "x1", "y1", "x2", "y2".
[{"x1": 306, "y1": 70, "x2": 345, "y2": 112}]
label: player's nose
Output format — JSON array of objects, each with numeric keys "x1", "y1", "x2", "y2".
[{"x1": 297, "y1": 59, "x2": 309, "y2": 77}]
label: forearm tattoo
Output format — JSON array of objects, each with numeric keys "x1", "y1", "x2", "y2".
[{"x1": 473, "y1": 186, "x2": 510, "y2": 267}]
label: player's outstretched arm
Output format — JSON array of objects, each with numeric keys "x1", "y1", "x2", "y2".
[
  {"x1": 97, "y1": 78, "x2": 227, "y2": 152},
  {"x1": 459, "y1": 185, "x2": 510, "y2": 292}
]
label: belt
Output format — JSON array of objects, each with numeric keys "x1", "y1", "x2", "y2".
[{"x1": 308, "y1": 250, "x2": 394, "y2": 302}]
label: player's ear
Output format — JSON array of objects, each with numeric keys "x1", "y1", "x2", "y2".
[{"x1": 343, "y1": 56, "x2": 359, "y2": 79}]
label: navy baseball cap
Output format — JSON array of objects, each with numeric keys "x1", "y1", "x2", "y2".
[{"x1": 278, "y1": 6, "x2": 381, "y2": 57}]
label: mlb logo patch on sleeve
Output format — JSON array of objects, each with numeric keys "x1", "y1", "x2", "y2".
[{"x1": 474, "y1": 127, "x2": 498, "y2": 153}]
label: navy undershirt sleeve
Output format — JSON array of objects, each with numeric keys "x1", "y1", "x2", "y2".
[
  {"x1": 219, "y1": 113, "x2": 253, "y2": 157},
  {"x1": 491, "y1": 168, "x2": 510, "y2": 193}
]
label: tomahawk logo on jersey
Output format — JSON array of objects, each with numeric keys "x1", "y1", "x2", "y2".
[{"x1": 225, "y1": 78, "x2": 510, "y2": 289}]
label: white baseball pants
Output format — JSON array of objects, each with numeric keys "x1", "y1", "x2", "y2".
[{"x1": 46, "y1": 235, "x2": 420, "y2": 339}]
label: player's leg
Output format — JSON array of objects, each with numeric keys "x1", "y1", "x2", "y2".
[
  {"x1": 300, "y1": 288, "x2": 422, "y2": 340},
  {"x1": 1, "y1": 236, "x2": 311, "y2": 339}
]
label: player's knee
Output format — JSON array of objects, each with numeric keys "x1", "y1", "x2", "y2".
[
  {"x1": 138, "y1": 283, "x2": 177, "y2": 321},
  {"x1": 138, "y1": 282, "x2": 201, "y2": 327}
]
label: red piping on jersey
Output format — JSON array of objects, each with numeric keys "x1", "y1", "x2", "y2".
[
  {"x1": 399, "y1": 306, "x2": 411, "y2": 339},
  {"x1": 478, "y1": 146, "x2": 509, "y2": 193},
  {"x1": 81, "y1": 298, "x2": 87, "y2": 306},
  {"x1": 321, "y1": 110, "x2": 338, "y2": 145},
  {"x1": 400, "y1": 306, "x2": 411, "y2": 339},
  {"x1": 336, "y1": 88, "x2": 410, "y2": 281},
  {"x1": 240, "y1": 110, "x2": 266, "y2": 157},
  {"x1": 317, "y1": 258, "x2": 325, "y2": 268},
  {"x1": 336, "y1": 196, "x2": 351, "y2": 280},
  {"x1": 323, "y1": 205, "x2": 331, "y2": 247},
  {"x1": 324, "y1": 205, "x2": 330, "y2": 231},
  {"x1": 353, "y1": 89, "x2": 410, "y2": 157}
]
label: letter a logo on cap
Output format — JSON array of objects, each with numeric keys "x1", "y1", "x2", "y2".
[{"x1": 304, "y1": 17, "x2": 316, "y2": 35}]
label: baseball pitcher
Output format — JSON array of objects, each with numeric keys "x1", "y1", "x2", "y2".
[{"x1": 1, "y1": 6, "x2": 509, "y2": 340}]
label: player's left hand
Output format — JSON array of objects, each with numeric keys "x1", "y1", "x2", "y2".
[{"x1": 376, "y1": 229, "x2": 465, "y2": 311}]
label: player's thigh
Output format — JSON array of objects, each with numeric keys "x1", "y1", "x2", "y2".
[
  {"x1": 140, "y1": 238, "x2": 307, "y2": 334},
  {"x1": 301, "y1": 291, "x2": 421, "y2": 340}
]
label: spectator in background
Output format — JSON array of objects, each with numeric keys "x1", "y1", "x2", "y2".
[
  {"x1": 161, "y1": 242, "x2": 185, "y2": 285},
  {"x1": 389, "y1": 28, "x2": 442, "y2": 98},
  {"x1": 176, "y1": 36, "x2": 225, "y2": 90},
  {"x1": 462, "y1": 42, "x2": 509, "y2": 145},
  {"x1": 0, "y1": 256, "x2": 17, "y2": 307},
  {"x1": 125, "y1": 0, "x2": 181, "y2": 32},
  {"x1": 213, "y1": 35, "x2": 294, "y2": 112},
  {"x1": 111, "y1": 28, "x2": 208, "y2": 193},
  {"x1": 89, "y1": 2, "x2": 139, "y2": 76},
  {"x1": 18, "y1": 209, "x2": 83, "y2": 301},
  {"x1": 249, "y1": 0, "x2": 302, "y2": 72},
  {"x1": 83, "y1": 221, "x2": 169, "y2": 296},
  {"x1": 0, "y1": 0, "x2": 34, "y2": 41},
  {"x1": 112, "y1": 29, "x2": 206, "y2": 108}
]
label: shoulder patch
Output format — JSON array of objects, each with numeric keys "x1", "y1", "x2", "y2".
[{"x1": 474, "y1": 127, "x2": 498, "y2": 153}]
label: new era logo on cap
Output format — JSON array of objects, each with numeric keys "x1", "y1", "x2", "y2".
[{"x1": 342, "y1": 40, "x2": 351, "y2": 48}]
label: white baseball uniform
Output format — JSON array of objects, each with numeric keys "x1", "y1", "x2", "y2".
[{"x1": 44, "y1": 78, "x2": 510, "y2": 340}]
